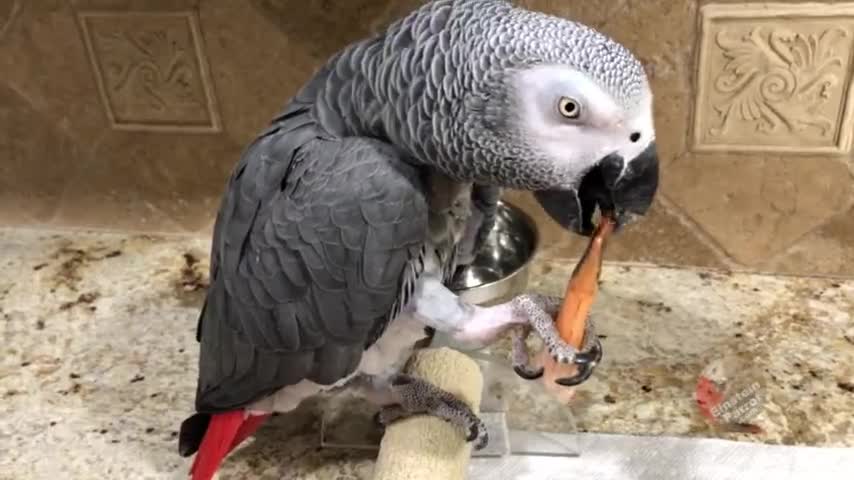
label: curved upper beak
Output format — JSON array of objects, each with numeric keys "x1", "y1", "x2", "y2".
[{"x1": 533, "y1": 141, "x2": 659, "y2": 236}]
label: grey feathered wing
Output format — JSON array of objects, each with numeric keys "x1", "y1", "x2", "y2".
[{"x1": 191, "y1": 110, "x2": 429, "y2": 416}]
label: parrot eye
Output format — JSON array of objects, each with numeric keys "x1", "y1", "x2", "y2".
[{"x1": 557, "y1": 96, "x2": 582, "y2": 119}]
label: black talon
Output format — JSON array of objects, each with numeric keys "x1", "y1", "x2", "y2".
[
  {"x1": 471, "y1": 423, "x2": 489, "y2": 450},
  {"x1": 554, "y1": 339, "x2": 603, "y2": 387},
  {"x1": 467, "y1": 423, "x2": 479, "y2": 442},
  {"x1": 514, "y1": 365, "x2": 545, "y2": 380},
  {"x1": 573, "y1": 338, "x2": 604, "y2": 366},
  {"x1": 555, "y1": 362, "x2": 596, "y2": 387}
]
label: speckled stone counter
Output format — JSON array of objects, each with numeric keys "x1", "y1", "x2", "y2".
[{"x1": 1, "y1": 228, "x2": 852, "y2": 479}]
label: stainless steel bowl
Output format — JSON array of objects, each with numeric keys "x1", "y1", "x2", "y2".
[{"x1": 450, "y1": 200, "x2": 539, "y2": 306}]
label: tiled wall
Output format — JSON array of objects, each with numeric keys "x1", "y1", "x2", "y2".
[{"x1": 1, "y1": 0, "x2": 852, "y2": 277}]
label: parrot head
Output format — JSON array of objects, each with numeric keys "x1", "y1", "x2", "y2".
[
  {"x1": 514, "y1": 62, "x2": 658, "y2": 237},
  {"x1": 445, "y1": 2, "x2": 659, "y2": 236}
]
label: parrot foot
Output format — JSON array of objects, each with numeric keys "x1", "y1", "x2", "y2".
[
  {"x1": 374, "y1": 373, "x2": 488, "y2": 450},
  {"x1": 510, "y1": 294, "x2": 603, "y2": 387}
]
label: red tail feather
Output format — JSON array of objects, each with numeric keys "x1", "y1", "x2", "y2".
[
  {"x1": 230, "y1": 414, "x2": 269, "y2": 451},
  {"x1": 189, "y1": 411, "x2": 270, "y2": 480}
]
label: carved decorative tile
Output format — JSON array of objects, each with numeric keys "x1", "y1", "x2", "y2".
[
  {"x1": 78, "y1": 11, "x2": 221, "y2": 132},
  {"x1": 692, "y1": 3, "x2": 854, "y2": 154}
]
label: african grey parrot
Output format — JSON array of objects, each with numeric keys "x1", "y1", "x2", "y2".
[{"x1": 178, "y1": 0, "x2": 658, "y2": 477}]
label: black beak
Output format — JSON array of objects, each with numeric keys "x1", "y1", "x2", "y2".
[{"x1": 533, "y1": 142, "x2": 659, "y2": 236}]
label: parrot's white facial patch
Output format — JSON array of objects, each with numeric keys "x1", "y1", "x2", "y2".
[
  {"x1": 512, "y1": 64, "x2": 655, "y2": 186},
  {"x1": 616, "y1": 88, "x2": 656, "y2": 169}
]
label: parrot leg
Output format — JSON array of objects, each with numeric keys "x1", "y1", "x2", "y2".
[
  {"x1": 372, "y1": 373, "x2": 488, "y2": 450},
  {"x1": 409, "y1": 277, "x2": 602, "y2": 386}
]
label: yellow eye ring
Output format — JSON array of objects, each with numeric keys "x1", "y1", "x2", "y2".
[{"x1": 558, "y1": 96, "x2": 581, "y2": 119}]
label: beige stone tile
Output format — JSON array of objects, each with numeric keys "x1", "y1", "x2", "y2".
[
  {"x1": 0, "y1": 0, "x2": 20, "y2": 40},
  {"x1": 199, "y1": 0, "x2": 425, "y2": 145},
  {"x1": 665, "y1": 153, "x2": 852, "y2": 267},
  {"x1": 69, "y1": 0, "x2": 199, "y2": 11},
  {"x1": 196, "y1": 1, "x2": 318, "y2": 145},
  {"x1": 0, "y1": 0, "x2": 107, "y2": 146},
  {"x1": 0, "y1": 84, "x2": 85, "y2": 225},
  {"x1": 762, "y1": 205, "x2": 854, "y2": 277},
  {"x1": 51, "y1": 131, "x2": 240, "y2": 233}
]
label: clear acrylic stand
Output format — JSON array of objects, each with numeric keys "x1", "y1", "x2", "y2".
[
  {"x1": 450, "y1": 335, "x2": 582, "y2": 458},
  {"x1": 319, "y1": 332, "x2": 581, "y2": 459}
]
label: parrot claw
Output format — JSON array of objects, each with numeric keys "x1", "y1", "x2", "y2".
[
  {"x1": 554, "y1": 337, "x2": 603, "y2": 387},
  {"x1": 513, "y1": 364, "x2": 544, "y2": 380},
  {"x1": 509, "y1": 294, "x2": 604, "y2": 387},
  {"x1": 377, "y1": 373, "x2": 489, "y2": 450}
]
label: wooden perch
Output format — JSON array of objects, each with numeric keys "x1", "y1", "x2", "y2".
[{"x1": 373, "y1": 347, "x2": 484, "y2": 480}]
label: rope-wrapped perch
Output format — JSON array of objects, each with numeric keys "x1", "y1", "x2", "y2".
[{"x1": 373, "y1": 347, "x2": 484, "y2": 480}]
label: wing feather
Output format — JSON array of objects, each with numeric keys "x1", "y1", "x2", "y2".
[{"x1": 194, "y1": 113, "x2": 428, "y2": 412}]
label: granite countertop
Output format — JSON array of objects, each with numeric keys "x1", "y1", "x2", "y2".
[{"x1": 1, "y1": 228, "x2": 852, "y2": 479}]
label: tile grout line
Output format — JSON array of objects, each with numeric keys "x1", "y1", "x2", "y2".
[
  {"x1": 756, "y1": 158, "x2": 854, "y2": 271},
  {"x1": 654, "y1": 192, "x2": 742, "y2": 270}
]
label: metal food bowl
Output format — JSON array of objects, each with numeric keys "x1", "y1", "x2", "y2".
[{"x1": 450, "y1": 200, "x2": 539, "y2": 306}]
